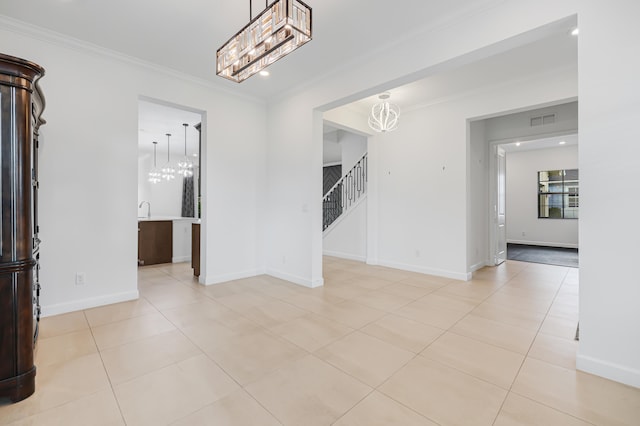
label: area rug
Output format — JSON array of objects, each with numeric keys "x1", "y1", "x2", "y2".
[{"x1": 507, "y1": 243, "x2": 578, "y2": 268}]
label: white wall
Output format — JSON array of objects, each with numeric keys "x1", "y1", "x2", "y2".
[
  {"x1": 137, "y1": 153, "x2": 185, "y2": 218},
  {"x1": 322, "y1": 198, "x2": 367, "y2": 261},
  {"x1": 577, "y1": 0, "x2": 640, "y2": 388},
  {"x1": 323, "y1": 133, "x2": 341, "y2": 165},
  {"x1": 323, "y1": 130, "x2": 367, "y2": 170},
  {"x1": 172, "y1": 219, "x2": 198, "y2": 263},
  {"x1": 467, "y1": 120, "x2": 489, "y2": 271},
  {"x1": 265, "y1": 100, "x2": 323, "y2": 287},
  {"x1": 340, "y1": 132, "x2": 367, "y2": 173},
  {"x1": 137, "y1": 155, "x2": 151, "y2": 213},
  {"x1": 485, "y1": 101, "x2": 578, "y2": 141},
  {"x1": 266, "y1": 0, "x2": 580, "y2": 288},
  {"x1": 506, "y1": 145, "x2": 578, "y2": 247},
  {"x1": 149, "y1": 174, "x2": 184, "y2": 218},
  {"x1": 372, "y1": 68, "x2": 577, "y2": 280},
  {"x1": 0, "y1": 22, "x2": 268, "y2": 314}
]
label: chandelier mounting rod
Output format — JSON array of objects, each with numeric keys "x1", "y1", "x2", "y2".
[{"x1": 249, "y1": 0, "x2": 269, "y2": 20}]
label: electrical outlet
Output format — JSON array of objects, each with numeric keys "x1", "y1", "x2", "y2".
[
  {"x1": 75, "y1": 272, "x2": 86, "y2": 286},
  {"x1": 282, "y1": 256, "x2": 286, "y2": 264},
  {"x1": 415, "y1": 249, "x2": 420, "y2": 257},
  {"x1": 522, "y1": 231, "x2": 526, "y2": 237}
]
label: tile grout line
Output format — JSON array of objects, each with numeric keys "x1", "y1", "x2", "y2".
[
  {"x1": 97, "y1": 261, "x2": 585, "y2": 425},
  {"x1": 150, "y1": 285, "x2": 289, "y2": 425},
  {"x1": 82, "y1": 310, "x2": 129, "y2": 426},
  {"x1": 498, "y1": 266, "x2": 591, "y2": 426},
  {"x1": 263, "y1": 261, "x2": 532, "y2": 424},
  {"x1": 111, "y1": 269, "x2": 256, "y2": 424},
  {"x1": 489, "y1": 266, "x2": 575, "y2": 426},
  {"x1": 306, "y1": 273, "x2": 451, "y2": 425},
  {"x1": 162, "y1": 267, "x2": 427, "y2": 424}
]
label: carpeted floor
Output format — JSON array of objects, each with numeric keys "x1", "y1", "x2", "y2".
[{"x1": 507, "y1": 243, "x2": 579, "y2": 268}]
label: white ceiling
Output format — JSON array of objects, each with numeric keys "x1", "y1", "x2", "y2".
[
  {"x1": 340, "y1": 29, "x2": 577, "y2": 116},
  {"x1": 3, "y1": 1, "x2": 578, "y2": 157},
  {"x1": 138, "y1": 100, "x2": 202, "y2": 157},
  {"x1": 501, "y1": 133, "x2": 578, "y2": 153},
  {"x1": 322, "y1": 26, "x2": 577, "y2": 153},
  {"x1": 0, "y1": 0, "x2": 503, "y2": 100}
]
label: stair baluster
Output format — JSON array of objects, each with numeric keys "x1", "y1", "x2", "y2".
[{"x1": 323, "y1": 154, "x2": 367, "y2": 231}]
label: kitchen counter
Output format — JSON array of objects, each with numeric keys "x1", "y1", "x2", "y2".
[{"x1": 138, "y1": 216, "x2": 199, "y2": 222}]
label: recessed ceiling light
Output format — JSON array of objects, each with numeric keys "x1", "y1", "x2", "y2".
[
  {"x1": 571, "y1": 28, "x2": 579, "y2": 36},
  {"x1": 559, "y1": 141, "x2": 566, "y2": 145},
  {"x1": 259, "y1": 70, "x2": 270, "y2": 77},
  {"x1": 515, "y1": 142, "x2": 521, "y2": 147}
]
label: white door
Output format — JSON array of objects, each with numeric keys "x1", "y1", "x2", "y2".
[{"x1": 494, "y1": 146, "x2": 507, "y2": 265}]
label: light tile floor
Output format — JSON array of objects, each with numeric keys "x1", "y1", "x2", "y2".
[{"x1": 2, "y1": 258, "x2": 639, "y2": 425}]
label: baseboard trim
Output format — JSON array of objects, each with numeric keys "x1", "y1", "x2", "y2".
[
  {"x1": 266, "y1": 268, "x2": 324, "y2": 288},
  {"x1": 172, "y1": 256, "x2": 191, "y2": 263},
  {"x1": 203, "y1": 268, "x2": 265, "y2": 286},
  {"x1": 469, "y1": 261, "x2": 487, "y2": 273},
  {"x1": 322, "y1": 250, "x2": 366, "y2": 262},
  {"x1": 507, "y1": 240, "x2": 578, "y2": 249},
  {"x1": 577, "y1": 353, "x2": 640, "y2": 389},
  {"x1": 42, "y1": 290, "x2": 139, "y2": 317},
  {"x1": 376, "y1": 259, "x2": 471, "y2": 281}
]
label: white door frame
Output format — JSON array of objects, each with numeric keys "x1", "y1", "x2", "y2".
[
  {"x1": 489, "y1": 142, "x2": 507, "y2": 265},
  {"x1": 487, "y1": 130, "x2": 579, "y2": 266}
]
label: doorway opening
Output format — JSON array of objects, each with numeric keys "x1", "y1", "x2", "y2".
[
  {"x1": 136, "y1": 97, "x2": 205, "y2": 280},
  {"x1": 468, "y1": 100, "x2": 578, "y2": 272},
  {"x1": 321, "y1": 121, "x2": 370, "y2": 264},
  {"x1": 492, "y1": 129, "x2": 579, "y2": 268}
]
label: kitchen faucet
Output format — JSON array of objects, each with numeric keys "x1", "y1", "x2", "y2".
[{"x1": 139, "y1": 201, "x2": 151, "y2": 219}]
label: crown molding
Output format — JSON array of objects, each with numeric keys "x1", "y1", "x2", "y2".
[
  {"x1": 269, "y1": 0, "x2": 506, "y2": 106},
  {"x1": 404, "y1": 63, "x2": 577, "y2": 114},
  {"x1": 0, "y1": 14, "x2": 266, "y2": 105}
]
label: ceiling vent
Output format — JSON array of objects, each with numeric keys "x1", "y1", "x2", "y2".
[{"x1": 530, "y1": 113, "x2": 556, "y2": 127}]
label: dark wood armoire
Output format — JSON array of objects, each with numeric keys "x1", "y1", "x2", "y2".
[{"x1": 0, "y1": 53, "x2": 45, "y2": 403}]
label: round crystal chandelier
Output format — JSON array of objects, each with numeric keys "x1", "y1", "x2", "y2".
[
  {"x1": 368, "y1": 92, "x2": 400, "y2": 133},
  {"x1": 161, "y1": 133, "x2": 176, "y2": 181},
  {"x1": 148, "y1": 141, "x2": 162, "y2": 184},
  {"x1": 177, "y1": 123, "x2": 194, "y2": 177}
]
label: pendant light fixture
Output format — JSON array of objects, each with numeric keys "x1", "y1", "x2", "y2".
[
  {"x1": 217, "y1": 0, "x2": 312, "y2": 83},
  {"x1": 148, "y1": 141, "x2": 162, "y2": 184},
  {"x1": 368, "y1": 92, "x2": 400, "y2": 133},
  {"x1": 161, "y1": 133, "x2": 176, "y2": 181},
  {"x1": 177, "y1": 123, "x2": 194, "y2": 177}
]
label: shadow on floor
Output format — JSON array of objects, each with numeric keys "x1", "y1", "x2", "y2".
[{"x1": 507, "y1": 243, "x2": 578, "y2": 268}]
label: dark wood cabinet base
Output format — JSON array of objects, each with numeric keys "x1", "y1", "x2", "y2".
[
  {"x1": 192, "y1": 223, "x2": 200, "y2": 276},
  {"x1": 138, "y1": 221, "x2": 173, "y2": 266},
  {"x1": 0, "y1": 366, "x2": 36, "y2": 403}
]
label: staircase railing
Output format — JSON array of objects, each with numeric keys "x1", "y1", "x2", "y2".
[{"x1": 323, "y1": 154, "x2": 367, "y2": 231}]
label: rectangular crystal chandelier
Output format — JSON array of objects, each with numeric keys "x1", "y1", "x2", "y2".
[{"x1": 216, "y1": 0, "x2": 312, "y2": 83}]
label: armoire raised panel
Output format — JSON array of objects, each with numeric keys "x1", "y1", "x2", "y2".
[{"x1": 0, "y1": 53, "x2": 45, "y2": 403}]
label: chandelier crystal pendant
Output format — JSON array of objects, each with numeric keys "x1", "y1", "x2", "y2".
[
  {"x1": 161, "y1": 133, "x2": 176, "y2": 181},
  {"x1": 217, "y1": 0, "x2": 312, "y2": 83},
  {"x1": 148, "y1": 141, "x2": 162, "y2": 184},
  {"x1": 368, "y1": 92, "x2": 400, "y2": 133},
  {"x1": 177, "y1": 123, "x2": 194, "y2": 177}
]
